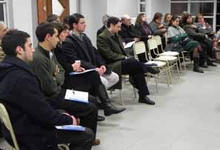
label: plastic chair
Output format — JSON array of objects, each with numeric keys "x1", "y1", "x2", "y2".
[
  {"x1": 133, "y1": 41, "x2": 170, "y2": 92},
  {"x1": 153, "y1": 35, "x2": 186, "y2": 72},
  {"x1": 147, "y1": 38, "x2": 180, "y2": 83},
  {"x1": 0, "y1": 102, "x2": 70, "y2": 150},
  {"x1": 0, "y1": 103, "x2": 19, "y2": 150}
]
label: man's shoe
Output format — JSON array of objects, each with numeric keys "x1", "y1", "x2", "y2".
[
  {"x1": 193, "y1": 67, "x2": 204, "y2": 73},
  {"x1": 104, "y1": 103, "x2": 126, "y2": 116},
  {"x1": 139, "y1": 96, "x2": 155, "y2": 105},
  {"x1": 93, "y1": 138, "x2": 100, "y2": 146},
  {"x1": 199, "y1": 64, "x2": 208, "y2": 68},
  {"x1": 207, "y1": 62, "x2": 217, "y2": 67},
  {"x1": 144, "y1": 66, "x2": 160, "y2": 74},
  {"x1": 97, "y1": 115, "x2": 105, "y2": 121}
]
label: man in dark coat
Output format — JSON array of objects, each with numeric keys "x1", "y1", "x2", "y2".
[
  {"x1": 0, "y1": 30, "x2": 93, "y2": 150},
  {"x1": 30, "y1": 23, "x2": 100, "y2": 145},
  {"x1": 119, "y1": 15, "x2": 140, "y2": 43},
  {"x1": 61, "y1": 13, "x2": 125, "y2": 116},
  {"x1": 97, "y1": 17, "x2": 157, "y2": 105}
]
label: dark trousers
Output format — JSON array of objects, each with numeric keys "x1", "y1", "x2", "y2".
[
  {"x1": 63, "y1": 71, "x2": 102, "y2": 96},
  {"x1": 121, "y1": 58, "x2": 150, "y2": 97},
  {"x1": 54, "y1": 92, "x2": 98, "y2": 138},
  {"x1": 57, "y1": 128, "x2": 94, "y2": 150}
]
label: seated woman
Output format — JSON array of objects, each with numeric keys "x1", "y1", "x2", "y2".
[
  {"x1": 163, "y1": 13, "x2": 172, "y2": 30},
  {"x1": 135, "y1": 13, "x2": 153, "y2": 42},
  {"x1": 195, "y1": 13, "x2": 218, "y2": 60},
  {"x1": 167, "y1": 15, "x2": 203, "y2": 73},
  {"x1": 182, "y1": 13, "x2": 216, "y2": 67},
  {"x1": 149, "y1": 12, "x2": 167, "y2": 48}
]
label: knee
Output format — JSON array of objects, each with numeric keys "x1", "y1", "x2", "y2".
[
  {"x1": 112, "y1": 72, "x2": 119, "y2": 83},
  {"x1": 85, "y1": 128, "x2": 95, "y2": 144},
  {"x1": 100, "y1": 76, "x2": 108, "y2": 88}
]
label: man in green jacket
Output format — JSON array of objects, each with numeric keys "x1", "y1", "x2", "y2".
[{"x1": 97, "y1": 17, "x2": 156, "y2": 105}]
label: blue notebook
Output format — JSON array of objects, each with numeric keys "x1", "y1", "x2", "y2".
[{"x1": 56, "y1": 125, "x2": 86, "y2": 131}]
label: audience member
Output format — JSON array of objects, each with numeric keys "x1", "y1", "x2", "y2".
[
  {"x1": 97, "y1": 14, "x2": 110, "y2": 37},
  {"x1": 119, "y1": 14, "x2": 140, "y2": 43},
  {"x1": 182, "y1": 13, "x2": 216, "y2": 67},
  {"x1": 167, "y1": 15, "x2": 204, "y2": 73},
  {"x1": 163, "y1": 13, "x2": 172, "y2": 29},
  {"x1": 149, "y1": 12, "x2": 167, "y2": 36},
  {"x1": 30, "y1": 23, "x2": 99, "y2": 145},
  {"x1": 0, "y1": 23, "x2": 7, "y2": 62},
  {"x1": 47, "y1": 14, "x2": 61, "y2": 23},
  {"x1": 0, "y1": 30, "x2": 93, "y2": 150},
  {"x1": 135, "y1": 13, "x2": 153, "y2": 42},
  {"x1": 61, "y1": 14, "x2": 126, "y2": 116},
  {"x1": 97, "y1": 16, "x2": 158, "y2": 105}
]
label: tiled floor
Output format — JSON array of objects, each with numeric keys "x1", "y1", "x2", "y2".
[
  {"x1": 1, "y1": 65, "x2": 220, "y2": 150},
  {"x1": 93, "y1": 65, "x2": 220, "y2": 150}
]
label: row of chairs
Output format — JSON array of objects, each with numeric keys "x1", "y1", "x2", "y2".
[
  {"x1": 133, "y1": 36, "x2": 182, "y2": 91},
  {"x1": 115, "y1": 35, "x2": 187, "y2": 105}
]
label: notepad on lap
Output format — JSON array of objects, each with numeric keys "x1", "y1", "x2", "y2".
[
  {"x1": 69, "y1": 69, "x2": 96, "y2": 75},
  {"x1": 124, "y1": 41, "x2": 135, "y2": 49},
  {"x1": 56, "y1": 125, "x2": 86, "y2": 131},
  {"x1": 65, "y1": 89, "x2": 89, "y2": 103}
]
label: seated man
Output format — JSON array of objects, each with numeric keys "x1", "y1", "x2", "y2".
[
  {"x1": 61, "y1": 13, "x2": 125, "y2": 114},
  {"x1": 97, "y1": 17, "x2": 157, "y2": 105},
  {"x1": 119, "y1": 14, "x2": 140, "y2": 44},
  {"x1": 30, "y1": 23, "x2": 99, "y2": 145},
  {"x1": 119, "y1": 14, "x2": 140, "y2": 56},
  {"x1": 0, "y1": 30, "x2": 93, "y2": 150},
  {"x1": 97, "y1": 14, "x2": 110, "y2": 37}
]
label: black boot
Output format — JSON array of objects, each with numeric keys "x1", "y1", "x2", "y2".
[
  {"x1": 207, "y1": 58, "x2": 217, "y2": 67},
  {"x1": 139, "y1": 95, "x2": 155, "y2": 105},
  {"x1": 97, "y1": 84, "x2": 126, "y2": 116},
  {"x1": 193, "y1": 57, "x2": 204, "y2": 73}
]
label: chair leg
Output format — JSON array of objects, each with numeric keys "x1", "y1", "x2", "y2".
[
  {"x1": 119, "y1": 89, "x2": 124, "y2": 105},
  {"x1": 58, "y1": 144, "x2": 70, "y2": 150}
]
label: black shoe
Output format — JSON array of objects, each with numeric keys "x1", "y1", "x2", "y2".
[
  {"x1": 104, "y1": 103, "x2": 126, "y2": 116},
  {"x1": 97, "y1": 115, "x2": 105, "y2": 121},
  {"x1": 139, "y1": 96, "x2": 155, "y2": 105},
  {"x1": 207, "y1": 62, "x2": 217, "y2": 67},
  {"x1": 144, "y1": 66, "x2": 160, "y2": 74},
  {"x1": 193, "y1": 67, "x2": 204, "y2": 73},
  {"x1": 199, "y1": 64, "x2": 208, "y2": 68}
]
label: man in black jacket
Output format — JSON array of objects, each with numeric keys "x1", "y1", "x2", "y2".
[
  {"x1": 0, "y1": 30, "x2": 93, "y2": 150},
  {"x1": 62, "y1": 13, "x2": 125, "y2": 116}
]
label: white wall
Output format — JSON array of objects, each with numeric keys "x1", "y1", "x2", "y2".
[
  {"x1": 80, "y1": 0, "x2": 107, "y2": 46},
  {"x1": 146, "y1": 0, "x2": 170, "y2": 22},
  {"x1": 69, "y1": 0, "x2": 78, "y2": 14},
  {"x1": 12, "y1": 0, "x2": 35, "y2": 43},
  {"x1": 79, "y1": 0, "x2": 138, "y2": 45},
  {"x1": 107, "y1": 0, "x2": 138, "y2": 18}
]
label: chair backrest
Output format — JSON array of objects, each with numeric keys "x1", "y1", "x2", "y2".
[
  {"x1": 152, "y1": 35, "x2": 164, "y2": 53},
  {"x1": 0, "y1": 102, "x2": 20, "y2": 150},
  {"x1": 133, "y1": 41, "x2": 149, "y2": 61},
  {"x1": 147, "y1": 38, "x2": 158, "y2": 59}
]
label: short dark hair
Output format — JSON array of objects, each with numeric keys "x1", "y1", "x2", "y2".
[
  {"x1": 107, "y1": 17, "x2": 120, "y2": 28},
  {"x1": 2, "y1": 30, "x2": 30, "y2": 56},
  {"x1": 50, "y1": 22, "x2": 68, "y2": 36},
  {"x1": 35, "y1": 22, "x2": 55, "y2": 42},
  {"x1": 68, "y1": 13, "x2": 84, "y2": 30},
  {"x1": 46, "y1": 14, "x2": 60, "y2": 23}
]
